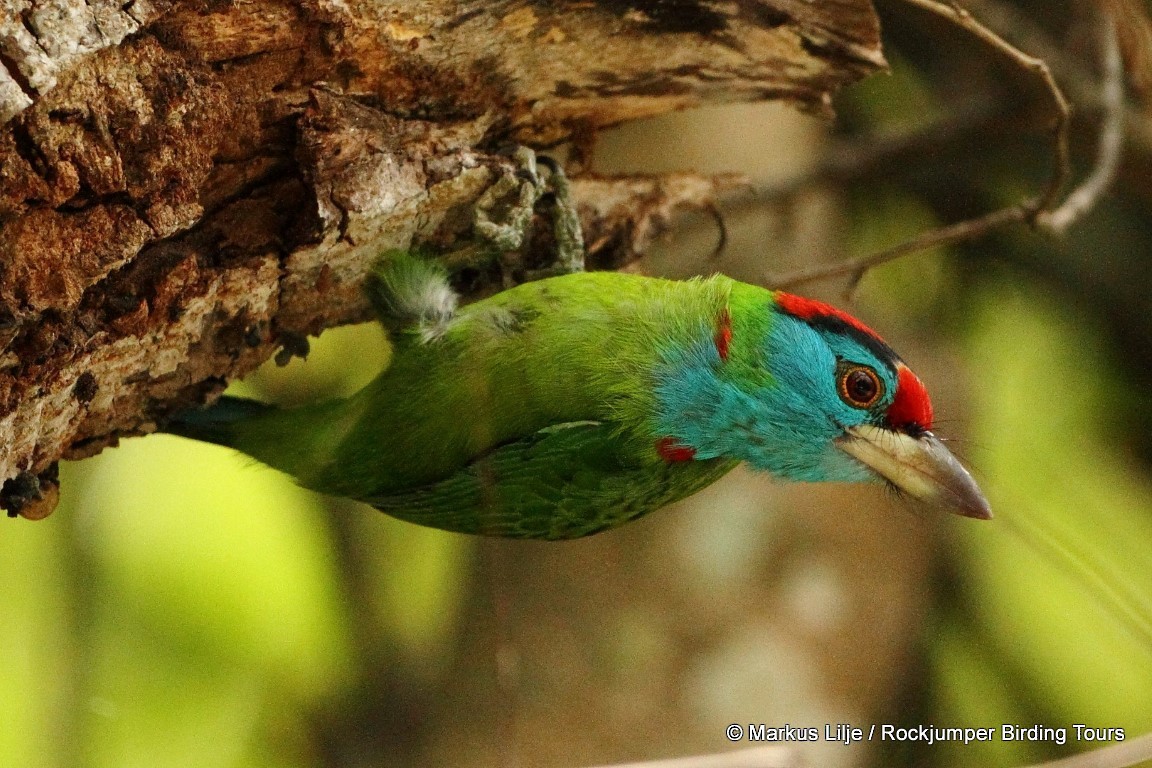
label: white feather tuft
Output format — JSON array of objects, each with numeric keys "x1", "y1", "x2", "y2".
[{"x1": 369, "y1": 252, "x2": 459, "y2": 341}]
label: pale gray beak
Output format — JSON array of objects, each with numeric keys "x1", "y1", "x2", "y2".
[{"x1": 837, "y1": 425, "x2": 992, "y2": 519}]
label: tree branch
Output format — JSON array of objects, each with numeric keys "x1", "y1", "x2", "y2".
[
  {"x1": 773, "y1": 202, "x2": 1032, "y2": 295},
  {"x1": 1022, "y1": 731, "x2": 1152, "y2": 768},
  {"x1": 1036, "y1": 9, "x2": 1127, "y2": 234},
  {"x1": 763, "y1": 0, "x2": 1085, "y2": 295},
  {"x1": 898, "y1": 0, "x2": 1071, "y2": 213},
  {"x1": 0, "y1": 0, "x2": 885, "y2": 514},
  {"x1": 586, "y1": 746, "x2": 799, "y2": 768}
]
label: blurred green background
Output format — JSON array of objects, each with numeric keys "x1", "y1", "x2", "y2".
[{"x1": 4, "y1": 1, "x2": 1152, "y2": 766}]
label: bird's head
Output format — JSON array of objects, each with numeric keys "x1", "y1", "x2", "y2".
[{"x1": 653, "y1": 289, "x2": 991, "y2": 519}]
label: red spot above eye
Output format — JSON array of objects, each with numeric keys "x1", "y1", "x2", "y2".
[
  {"x1": 715, "y1": 308, "x2": 732, "y2": 361},
  {"x1": 774, "y1": 292, "x2": 885, "y2": 344},
  {"x1": 887, "y1": 365, "x2": 933, "y2": 432},
  {"x1": 656, "y1": 437, "x2": 696, "y2": 463}
]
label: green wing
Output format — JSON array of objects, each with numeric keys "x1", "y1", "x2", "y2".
[{"x1": 362, "y1": 422, "x2": 737, "y2": 540}]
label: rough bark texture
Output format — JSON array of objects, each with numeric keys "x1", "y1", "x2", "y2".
[{"x1": 0, "y1": 0, "x2": 884, "y2": 514}]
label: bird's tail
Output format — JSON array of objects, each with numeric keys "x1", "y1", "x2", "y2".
[
  {"x1": 366, "y1": 250, "x2": 458, "y2": 340},
  {"x1": 162, "y1": 395, "x2": 277, "y2": 449}
]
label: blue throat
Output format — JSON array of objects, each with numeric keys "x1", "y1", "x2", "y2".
[{"x1": 651, "y1": 314, "x2": 884, "y2": 484}]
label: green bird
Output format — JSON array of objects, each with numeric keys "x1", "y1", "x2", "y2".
[{"x1": 165, "y1": 253, "x2": 990, "y2": 539}]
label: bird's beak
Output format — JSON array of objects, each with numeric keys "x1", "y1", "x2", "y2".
[{"x1": 836, "y1": 425, "x2": 992, "y2": 519}]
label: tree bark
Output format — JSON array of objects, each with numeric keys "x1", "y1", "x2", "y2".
[{"x1": 0, "y1": 0, "x2": 884, "y2": 515}]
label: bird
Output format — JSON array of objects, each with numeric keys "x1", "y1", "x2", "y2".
[{"x1": 164, "y1": 253, "x2": 991, "y2": 539}]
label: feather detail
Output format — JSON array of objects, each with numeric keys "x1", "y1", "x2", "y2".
[
  {"x1": 887, "y1": 364, "x2": 933, "y2": 433},
  {"x1": 160, "y1": 264, "x2": 971, "y2": 538},
  {"x1": 656, "y1": 437, "x2": 697, "y2": 463},
  {"x1": 367, "y1": 250, "x2": 458, "y2": 342},
  {"x1": 773, "y1": 292, "x2": 881, "y2": 343},
  {"x1": 363, "y1": 421, "x2": 735, "y2": 539},
  {"x1": 714, "y1": 307, "x2": 732, "y2": 361}
]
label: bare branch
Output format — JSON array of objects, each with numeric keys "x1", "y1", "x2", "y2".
[
  {"x1": 1021, "y1": 731, "x2": 1152, "y2": 768},
  {"x1": 966, "y1": 0, "x2": 1152, "y2": 155},
  {"x1": 764, "y1": 0, "x2": 1080, "y2": 294},
  {"x1": 769, "y1": 202, "x2": 1032, "y2": 296},
  {"x1": 0, "y1": 0, "x2": 886, "y2": 508},
  {"x1": 1037, "y1": 11, "x2": 1127, "y2": 234},
  {"x1": 586, "y1": 746, "x2": 800, "y2": 768},
  {"x1": 898, "y1": 0, "x2": 1072, "y2": 213}
]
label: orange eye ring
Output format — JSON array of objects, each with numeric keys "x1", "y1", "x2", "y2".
[{"x1": 837, "y1": 363, "x2": 884, "y2": 409}]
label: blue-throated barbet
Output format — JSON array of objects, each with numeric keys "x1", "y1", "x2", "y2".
[{"x1": 164, "y1": 253, "x2": 991, "y2": 539}]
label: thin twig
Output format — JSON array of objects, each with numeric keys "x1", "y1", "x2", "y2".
[
  {"x1": 770, "y1": 203, "x2": 1031, "y2": 296},
  {"x1": 765, "y1": 0, "x2": 1075, "y2": 294},
  {"x1": 1036, "y1": 11, "x2": 1126, "y2": 234},
  {"x1": 586, "y1": 746, "x2": 799, "y2": 768},
  {"x1": 900, "y1": 0, "x2": 1072, "y2": 213},
  {"x1": 966, "y1": 0, "x2": 1152, "y2": 154},
  {"x1": 705, "y1": 201, "x2": 730, "y2": 261},
  {"x1": 1021, "y1": 731, "x2": 1152, "y2": 768}
]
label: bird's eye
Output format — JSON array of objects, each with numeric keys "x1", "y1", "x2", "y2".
[{"x1": 837, "y1": 363, "x2": 883, "y2": 409}]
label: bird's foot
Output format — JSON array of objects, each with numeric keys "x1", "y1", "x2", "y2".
[
  {"x1": 473, "y1": 146, "x2": 541, "y2": 254},
  {"x1": 366, "y1": 148, "x2": 585, "y2": 339},
  {"x1": 526, "y1": 154, "x2": 586, "y2": 278},
  {"x1": 471, "y1": 147, "x2": 585, "y2": 285}
]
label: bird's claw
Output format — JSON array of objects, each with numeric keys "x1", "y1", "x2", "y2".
[{"x1": 471, "y1": 146, "x2": 585, "y2": 284}]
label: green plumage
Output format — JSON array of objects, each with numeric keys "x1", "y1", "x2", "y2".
[
  {"x1": 366, "y1": 422, "x2": 735, "y2": 539},
  {"x1": 168, "y1": 260, "x2": 756, "y2": 538},
  {"x1": 166, "y1": 251, "x2": 994, "y2": 532}
]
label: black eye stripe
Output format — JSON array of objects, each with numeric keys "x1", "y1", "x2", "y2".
[{"x1": 803, "y1": 315, "x2": 900, "y2": 371}]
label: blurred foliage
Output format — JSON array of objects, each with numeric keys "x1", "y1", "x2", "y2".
[
  {"x1": 846, "y1": 2, "x2": 1152, "y2": 764},
  {"x1": 935, "y1": 286, "x2": 1152, "y2": 765},
  {"x1": 0, "y1": 325, "x2": 474, "y2": 768},
  {"x1": 4, "y1": 1, "x2": 1152, "y2": 766}
]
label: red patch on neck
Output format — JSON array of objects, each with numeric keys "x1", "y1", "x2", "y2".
[
  {"x1": 715, "y1": 308, "x2": 732, "y2": 361},
  {"x1": 774, "y1": 292, "x2": 884, "y2": 344},
  {"x1": 887, "y1": 365, "x2": 934, "y2": 433},
  {"x1": 656, "y1": 437, "x2": 696, "y2": 463}
]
